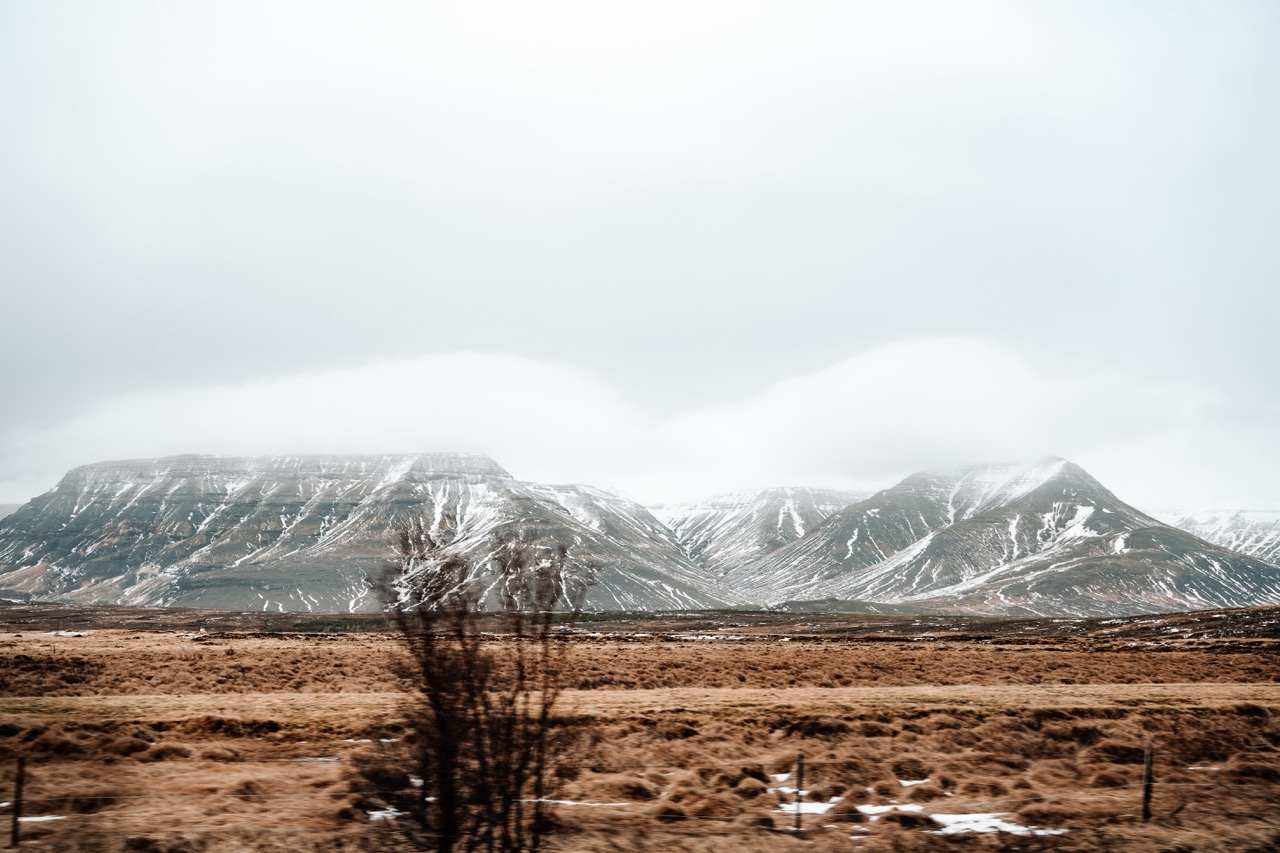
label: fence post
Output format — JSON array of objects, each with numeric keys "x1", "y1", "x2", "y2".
[
  {"x1": 10, "y1": 756, "x2": 23, "y2": 848},
  {"x1": 794, "y1": 753, "x2": 804, "y2": 833},
  {"x1": 1142, "y1": 744, "x2": 1153, "y2": 822}
]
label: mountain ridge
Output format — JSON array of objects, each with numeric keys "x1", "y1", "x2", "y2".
[
  {"x1": 0, "y1": 454, "x2": 734, "y2": 612},
  {"x1": 732, "y1": 458, "x2": 1280, "y2": 616},
  {"x1": 1, "y1": 453, "x2": 1276, "y2": 617}
]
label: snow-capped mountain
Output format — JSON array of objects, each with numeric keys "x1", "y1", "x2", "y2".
[
  {"x1": 2, "y1": 453, "x2": 1276, "y2": 617},
  {"x1": 0, "y1": 454, "x2": 733, "y2": 612},
  {"x1": 653, "y1": 487, "x2": 867, "y2": 575},
  {"x1": 731, "y1": 459, "x2": 1280, "y2": 616},
  {"x1": 1158, "y1": 509, "x2": 1280, "y2": 567}
]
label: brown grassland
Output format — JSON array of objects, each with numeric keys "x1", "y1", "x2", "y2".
[{"x1": 1, "y1": 602, "x2": 1278, "y2": 852}]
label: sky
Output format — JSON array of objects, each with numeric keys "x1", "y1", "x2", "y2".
[{"x1": 1, "y1": 0, "x2": 1277, "y2": 510}]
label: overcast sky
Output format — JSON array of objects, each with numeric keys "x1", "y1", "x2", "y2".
[{"x1": 1, "y1": 0, "x2": 1277, "y2": 510}]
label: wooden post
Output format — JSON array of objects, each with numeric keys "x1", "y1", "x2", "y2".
[
  {"x1": 794, "y1": 753, "x2": 804, "y2": 833},
  {"x1": 10, "y1": 756, "x2": 24, "y2": 848},
  {"x1": 1142, "y1": 744, "x2": 1153, "y2": 822}
]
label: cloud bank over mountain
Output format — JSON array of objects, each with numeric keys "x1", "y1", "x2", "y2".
[{"x1": 2, "y1": 339, "x2": 1272, "y2": 511}]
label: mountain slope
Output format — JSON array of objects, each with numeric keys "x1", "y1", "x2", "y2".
[
  {"x1": 735, "y1": 459, "x2": 1280, "y2": 616},
  {"x1": 1161, "y1": 510, "x2": 1280, "y2": 567},
  {"x1": 722, "y1": 459, "x2": 1076, "y2": 601},
  {"x1": 0, "y1": 455, "x2": 734, "y2": 612},
  {"x1": 653, "y1": 487, "x2": 866, "y2": 576}
]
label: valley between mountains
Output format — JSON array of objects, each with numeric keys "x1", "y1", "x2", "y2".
[{"x1": 0, "y1": 454, "x2": 1277, "y2": 617}]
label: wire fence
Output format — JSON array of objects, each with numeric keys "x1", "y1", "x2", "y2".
[{"x1": 3, "y1": 747, "x2": 1278, "y2": 846}]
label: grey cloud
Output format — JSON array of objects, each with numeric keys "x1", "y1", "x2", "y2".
[{"x1": 0, "y1": 1, "x2": 1276, "y2": 506}]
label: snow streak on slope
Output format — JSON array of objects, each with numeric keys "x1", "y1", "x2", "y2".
[
  {"x1": 723, "y1": 460, "x2": 1083, "y2": 602},
  {"x1": 1159, "y1": 509, "x2": 1280, "y2": 567},
  {"x1": 654, "y1": 488, "x2": 866, "y2": 576}
]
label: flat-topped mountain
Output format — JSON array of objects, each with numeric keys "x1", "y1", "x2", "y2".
[{"x1": 0, "y1": 454, "x2": 733, "y2": 612}]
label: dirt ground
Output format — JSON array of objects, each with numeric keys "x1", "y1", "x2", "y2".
[{"x1": 1, "y1": 603, "x2": 1278, "y2": 851}]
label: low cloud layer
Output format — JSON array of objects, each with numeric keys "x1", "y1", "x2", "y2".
[{"x1": 2, "y1": 339, "x2": 1272, "y2": 512}]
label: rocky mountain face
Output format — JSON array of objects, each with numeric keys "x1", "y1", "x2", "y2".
[
  {"x1": 0, "y1": 455, "x2": 733, "y2": 612},
  {"x1": 1162, "y1": 510, "x2": 1280, "y2": 567},
  {"x1": 0, "y1": 505, "x2": 18, "y2": 520},
  {"x1": 652, "y1": 487, "x2": 867, "y2": 576},
  {"x1": 2, "y1": 454, "x2": 1276, "y2": 617},
  {"x1": 729, "y1": 459, "x2": 1280, "y2": 616}
]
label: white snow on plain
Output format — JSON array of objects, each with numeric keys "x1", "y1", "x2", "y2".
[
  {"x1": 778, "y1": 800, "x2": 841, "y2": 815},
  {"x1": 929, "y1": 812, "x2": 1067, "y2": 836}
]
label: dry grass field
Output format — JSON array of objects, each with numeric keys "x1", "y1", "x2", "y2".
[{"x1": 1, "y1": 602, "x2": 1278, "y2": 852}]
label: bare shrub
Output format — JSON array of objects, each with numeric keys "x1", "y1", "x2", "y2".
[{"x1": 361, "y1": 518, "x2": 597, "y2": 853}]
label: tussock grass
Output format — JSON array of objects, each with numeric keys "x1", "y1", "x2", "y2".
[{"x1": 2, "y1": 630, "x2": 1279, "y2": 851}]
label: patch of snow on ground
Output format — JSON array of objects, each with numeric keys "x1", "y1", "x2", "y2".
[
  {"x1": 673, "y1": 634, "x2": 747, "y2": 641},
  {"x1": 899, "y1": 779, "x2": 930, "y2": 787},
  {"x1": 771, "y1": 773, "x2": 790, "y2": 782},
  {"x1": 18, "y1": 816, "x2": 67, "y2": 823},
  {"x1": 929, "y1": 813, "x2": 1067, "y2": 836},
  {"x1": 858, "y1": 804, "x2": 923, "y2": 815},
  {"x1": 778, "y1": 797, "x2": 842, "y2": 815},
  {"x1": 367, "y1": 808, "x2": 404, "y2": 821}
]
